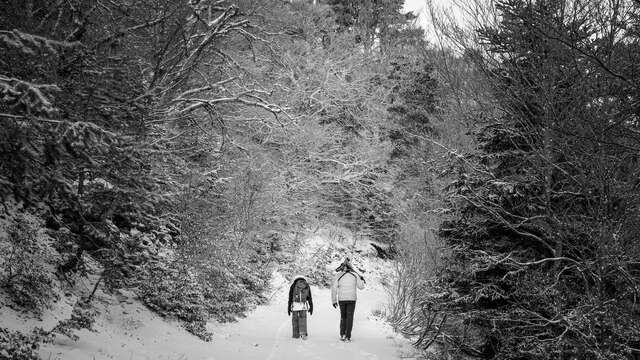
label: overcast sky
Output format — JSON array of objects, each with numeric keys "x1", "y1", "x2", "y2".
[
  {"x1": 403, "y1": 0, "x2": 467, "y2": 42},
  {"x1": 403, "y1": 0, "x2": 438, "y2": 40},
  {"x1": 403, "y1": 0, "x2": 428, "y2": 14}
]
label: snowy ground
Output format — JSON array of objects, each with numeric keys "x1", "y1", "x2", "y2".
[
  {"x1": 200, "y1": 272, "x2": 417, "y2": 360},
  {"x1": 2, "y1": 233, "x2": 419, "y2": 360}
]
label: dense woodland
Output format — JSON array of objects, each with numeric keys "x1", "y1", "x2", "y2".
[{"x1": 0, "y1": 0, "x2": 639, "y2": 359}]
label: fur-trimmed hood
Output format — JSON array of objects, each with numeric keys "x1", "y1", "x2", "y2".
[{"x1": 291, "y1": 274, "x2": 308, "y2": 283}]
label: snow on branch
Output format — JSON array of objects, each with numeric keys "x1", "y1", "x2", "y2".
[
  {"x1": 173, "y1": 90, "x2": 283, "y2": 115},
  {"x1": 0, "y1": 75, "x2": 60, "y2": 117},
  {"x1": 180, "y1": 6, "x2": 249, "y2": 74},
  {"x1": 0, "y1": 29, "x2": 80, "y2": 55},
  {"x1": 95, "y1": 16, "x2": 170, "y2": 48}
]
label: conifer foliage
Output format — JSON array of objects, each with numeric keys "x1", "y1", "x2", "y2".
[
  {"x1": 414, "y1": 0, "x2": 640, "y2": 358},
  {"x1": 0, "y1": 0, "x2": 282, "y2": 341},
  {"x1": 327, "y1": 0, "x2": 411, "y2": 51}
]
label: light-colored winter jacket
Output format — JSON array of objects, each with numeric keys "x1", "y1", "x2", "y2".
[{"x1": 331, "y1": 271, "x2": 365, "y2": 303}]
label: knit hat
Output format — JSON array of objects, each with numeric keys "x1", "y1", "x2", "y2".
[{"x1": 335, "y1": 257, "x2": 354, "y2": 272}]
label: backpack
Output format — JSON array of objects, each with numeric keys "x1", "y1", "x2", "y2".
[{"x1": 293, "y1": 279, "x2": 309, "y2": 302}]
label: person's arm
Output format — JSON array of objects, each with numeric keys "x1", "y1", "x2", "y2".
[
  {"x1": 331, "y1": 274, "x2": 338, "y2": 307},
  {"x1": 287, "y1": 283, "x2": 294, "y2": 315},
  {"x1": 307, "y1": 288, "x2": 313, "y2": 315},
  {"x1": 351, "y1": 271, "x2": 365, "y2": 290}
]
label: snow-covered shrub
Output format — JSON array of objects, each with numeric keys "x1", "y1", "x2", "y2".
[
  {"x1": 183, "y1": 321, "x2": 212, "y2": 342},
  {"x1": 137, "y1": 261, "x2": 214, "y2": 341},
  {"x1": 0, "y1": 327, "x2": 52, "y2": 360},
  {"x1": 52, "y1": 300, "x2": 97, "y2": 341},
  {"x1": 0, "y1": 214, "x2": 58, "y2": 312},
  {"x1": 138, "y1": 252, "x2": 271, "y2": 341}
]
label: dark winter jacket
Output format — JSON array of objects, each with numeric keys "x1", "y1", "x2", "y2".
[{"x1": 288, "y1": 276, "x2": 313, "y2": 315}]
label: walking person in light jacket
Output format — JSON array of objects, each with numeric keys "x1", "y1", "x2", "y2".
[{"x1": 331, "y1": 258, "x2": 365, "y2": 342}]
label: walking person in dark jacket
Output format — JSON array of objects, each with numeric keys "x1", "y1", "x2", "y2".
[
  {"x1": 331, "y1": 258, "x2": 365, "y2": 342},
  {"x1": 288, "y1": 275, "x2": 313, "y2": 340}
]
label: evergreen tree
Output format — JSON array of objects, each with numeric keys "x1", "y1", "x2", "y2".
[
  {"x1": 427, "y1": 0, "x2": 640, "y2": 358},
  {"x1": 327, "y1": 0, "x2": 413, "y2": 51}
]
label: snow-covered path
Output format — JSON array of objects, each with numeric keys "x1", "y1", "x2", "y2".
[
  {"x1": 34, "y1": 279, "x2": 415, "y2": 360},
  {"x1": 202, "y1": 284, "x2": 414, "y2": 360}
]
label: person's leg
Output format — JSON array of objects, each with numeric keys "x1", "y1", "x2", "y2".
[
  {"x1": 339, "y1": 301, "x2": 348, "y2": 338},
  {"x1": 299, "y1": 310, "x2": 308, "y2": 338},
  {"x1": 292, "y1": 311, "x2": 300, "y2": 338},
  {"x1": 345, "y1": 301, "x2": 356, "y2": 340}
]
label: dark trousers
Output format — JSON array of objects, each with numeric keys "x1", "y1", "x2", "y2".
[
  {"x1": 292, "y1": 310, "x2": 307, "y2": 337},
  {"x1": 339, "y1": 301, "x2": 356, "y2": 339}
]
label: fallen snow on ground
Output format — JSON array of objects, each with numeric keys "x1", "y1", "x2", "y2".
[
  {"x1": 203, "y1": 285, "x2": 416, "y2": 360},
  {"x1": 2, "y1": 232, "x2": 418, "y2": 360}
]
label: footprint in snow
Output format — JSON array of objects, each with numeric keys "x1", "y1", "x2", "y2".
[
  {"x1": 359, "y1": 349, "x2": 378, "y2": 359},
  {"x1": 295, "y1": 340, "x2": 324, "y2": 360}
]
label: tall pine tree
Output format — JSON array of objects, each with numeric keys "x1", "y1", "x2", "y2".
[{"x1": 430, "y1": 0, "x2": 640, "y2": 358}]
